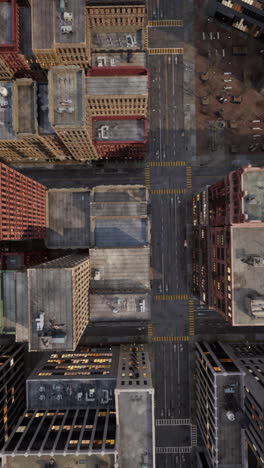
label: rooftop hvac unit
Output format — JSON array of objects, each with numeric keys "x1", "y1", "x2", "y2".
[
  {"x1": 0, "y1": 100, "x2": 8, "y2": 108},
  {"x1": 100, "y1": 125, "x2": 109, "y2": 139},
  {"x1": 93, "y1": 269, "x2": 101, "y2": 280},
  {"x1": 139, "y1": 299, "x2": 145, "y2": 313},
  {"x1": 61, "y1": 25, "x2": 73, "y2": 34},
  {"x1": 126, "y1": 34, "x2": 137, "y2": 48},
  {"x1": 0, "y1": 86, "x2": 8, "y2": 97},
  {"x1": 97, "y1": 56, "x2": 107, "y2": 67},
  {"x1": 63, "y1": 11, "x2": 73, "y2": 22},
  {"x1": 39, "y1": 393, "x2": 46, "y2": 400},
  {"x1": 110, "y1": 58, "x2": 117, "y2": 67}
]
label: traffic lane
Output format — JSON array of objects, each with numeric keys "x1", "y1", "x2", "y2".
[
  {"x1": 148, "y1": 0, "x2": 183, "y2": 20},
  {"x1": 154, "y1": 342, "x2": 190, "y2": 421},
  {"x1": 156, "y1": 425, "x2": 190, "y2": 448},
  {"x1": 151, "y1": 194, "x2": 188, "y2": 293},
  {"x1": 156, "y1": 453, "x2": 191, "y2": 468},
  {"x1": 14, "y1": 166, "x2": 145, "y2": 189}
]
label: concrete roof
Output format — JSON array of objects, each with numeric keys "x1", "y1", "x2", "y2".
[
  {"x1": 91, "y1": 185, "x2": 147, "y2": 204},
  {"x1": 37, "y1": 84, "x2": 54, "y2": 135},
  {"x1": 47, "y1": 189, "x2": 90, "y2": 248},
  {"x1": 92, "y1": 51, "x2": 146, "y2": 68},
  {"x1": 90, "y1": 248, "x2": 150, "y2": 291},
  {"x1": 31, "y1": 0, "x2": 54, "y2": 50},
  {"x1": 91, "y1": 31, "x2": 143, "y2": 51},
  {"x1": 4, "y1": 455, "x2": 115, "y2": 468},
  {"x1": 86, "y1": 75, "x2": 148, "y2": 95},
  {"x1": 231, "y1": 226, "x2": 264, "y2": 326},
  {"x1": 0, "y1": 82, "x2": 16, "y2": 141},
  {"x1": 55, "y1": 0, "x2": 86, "y2": 45},
  {"x1": 12, "y1": 79, "x2": 37, "y2": 136},
  {"x1": 48, "y1": 66, "x2": 85, "y2": 128},
  {"x1": 94, "y1": 218, "x2": 148, "y2": 247},
  {"x1": 94, "y1": 119, "x2": 145, "y2": 142},
  {"x1": 116, "y1": 391, "x2": 154, "y2": 468},
  {"x1": 0, "y1": 2, "x2": 12, "y2": 45},
  {"x1": 242, "y1": 169, "x2": 264, "y2": 221},
  {"x1": 90, "y1": 293, "x2": 150, "y2": 322}
]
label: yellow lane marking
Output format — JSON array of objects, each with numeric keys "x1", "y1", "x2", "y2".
[
  {"x1": 148, "y1": 48, "x2": 184, "y2": 55},
  {"x1": 151, "y1": 189, "x2": 187, "y2": 195},
  {"x1": 153, "y1": 336, "x2": 189, "y2": 342},
  {"x1": 150, "y1": 161, "x2": 186, "y2": 167},
  {"x1": 189, "y1": 300, "x2": 195, "y2": 336},
  {"x1": 145, "y1": 165, "x2": 151, "y2": 188},
  {"x1": 148, "y1": 20, "x2": 183, "y2": 27},
  {"x1": 154, "y1": 295, "x2": 190, "y2": 301},
  {"x1": 186, "y1": 166, "x2": 192, "y2": 189},
  {"x1": 144, "y1": 26, "x2": 148, "y2": 49}
]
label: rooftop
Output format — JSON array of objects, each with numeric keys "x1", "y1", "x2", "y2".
[
  {"x1": 90, "y1": 293, "x2": 151, "y2": 322},
  {"x1": 28, "y1": 254, "x2": 89, "y2": 351},
  {"x1": 91, "y1": 51, "x2": 146, "y2": 68},
  {"x1": 55, "y1": 0, "x2": 86, "y2": 45},
  {"x1": 116, "y1": 391, "x2": 154, "y2": 468},
  {"x1": 13, "y1": 79, "x2": 37, "y2": 135},
  {"x1": 90, "y1": 247, "x2": 150, "y2": 291},
  {"x1": 48, "y1": 66, "x2": 85, "y2": 128},
  {"x1": 231, "y1": 225, "x2": 264, "y2": 326},
  {"x1": 91, "y1": 31, "x2": 143, "y2": 51},
  {"x1": 86, "y1": 74, "x2": 148, "y2": 95},
  {"x1": 91, "y1": 185, "x2": 148, "y2": 204},
  {"x1": 242, "y1": 168, "x2": 264, "y2": 221},
  {"x1": 0, "y1": 82, "x2": 16, "y2": 141},
  {"x1": 93, "y1": 119, "x2": 145, "y2": 142},
  {"x1": 0, "y1": 1, "x2": 12, "y2": 46},
  {"x1": 87, "y1": 0, "x2": 145, "y2": 4},
  {"x1": 31, "y1": 0, "x2": 54, "y2": 50},
  {"x1": 37, "y1": 83, "x2": 54, "y2": 135},
  {"x1": 47, "y1": 189, "x2": 90, "y2": 248},
  {"x1": 95, "y1": 219, "x2": 148, "y2": 247},
  {"x1": 4, "y1": 455, "x2": 115, "y2": 468}
]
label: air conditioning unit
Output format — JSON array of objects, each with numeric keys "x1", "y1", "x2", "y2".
[
  {"x1": 110, "y1": 58, "x2": 116, "y2": 67},
  {"x1": 0, "y1": 86, "x2": 8, "y2": 97},
  {"x1": 63, "y1": 11, "x2": 73, "y2": 22},
  {"x1": 97, "y1": 56, "x2": 107, "y2": 67},
  {"x1": 61, "y1": 25, "x2": 73, "y2": 34},
  {"x1": 101, "y1": 125, "x2": 109, "y2": 139}
]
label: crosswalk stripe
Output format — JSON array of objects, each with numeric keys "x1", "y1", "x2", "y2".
[
  {"x1": 148, "y1": 20, "x2": 183, "y2": 27},
  {"x1": 156, "y1": 418, "x2": 191, "y2": 426},
  {"x1": 153, "y1": 336, "x2": 189, "y2": 342},
  {"x1": 148, "y1": 48, "x2": 184, "y2": 55},
  {"x1": 154, "y1": 295, "x2": 190, "y2": 301},
  {"x1": 151, "y1": 188, "x2": 187, "y2": 195},
  {"x1": 149, "y1": 161, "x2": 186, "y2": 167},
  {"x1": 144, "y1": 26, "x2": 148, "y2": 49}
]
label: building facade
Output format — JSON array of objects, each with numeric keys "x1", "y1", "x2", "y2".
[
  {"x1": 0, "y1": 0, "x2": 30, "y2": 80},
  {"x1": 27, "y1": 254, "x2": 90, "y2": 351},
  {"x1": 0, "y1": 343, "x2": 26, "y2": 449},
  {"x1": 0, "y1": 163, "x2": 47, "y2": 241},
  {"x1": 192, "y1": 166, "x2": 264, "y2": 326},
  {"x1": 208, "y1": 0, "x2": 264, "y2": 40}
]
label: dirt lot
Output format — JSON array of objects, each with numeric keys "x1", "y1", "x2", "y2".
[{"x1": 194, "y1": 0, "x2": 264, "y2": 161}]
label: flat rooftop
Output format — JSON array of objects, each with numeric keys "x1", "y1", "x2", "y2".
[
  {"x1": 215, "y1": 374, "x2": 243, "y2": 467},
  {"x1": 116, "y1": 391, "x2": 154, "y2": 468},
  {"x1": 90, "y1": 293, "x2": 150, "y2": 322},
  {"x1": 13, "y1": 79, "x2": 37, "y2": 135},
  {"x1": 231, "y1": 225, "x2": 264, "y2": 326},
  {"x1": 48, "y1": 67, "x2": 85, "y2": 128},
  {"x1": 94, "y1": 219, "x2": 148, "y2": 247},
  {"x1": 91, "y1": 31, "x2": 143, "y2": 51},
  {"x1": 94, "y1": 119, "x2": 145, "y2": 142},
  {"x1": 47, "y1": 189, "x2": 90, "y2": 248},
  {"x1": 0, "y1": 1, "x2": 12, "y2": 45},
  {"x1": 5, "y1": 455, "x2": 115, "y2": 468},
  {"x1": 55, "y1": 0, "x2": 86, "y2": 45},
  {"x1": 90, "y1": 247, "x2": 150, "y2": 291},
  {"x1": 32, "y1": 0, "x2": 54, "y2": 50},
  {"x1": 0, "y1": 82, "x2": 16, "y2": 140},
  {"x1": 242, "y1": 169, "x2": 264, "y2": 221},
  {"x1": 92, "y1": 51, "x2": 146, "y2": 68},
  {"x1": 86, "y1": 74, "x2": 148, "y2": 95},
  {"x1": 91, "y1": 185, "x2": 147, "y2": 204}
]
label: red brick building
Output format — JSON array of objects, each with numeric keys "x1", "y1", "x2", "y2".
[
  {"x1": 0, "y1": 0, "x2": 30, "y2": 80},
  {"x1": 193, "y1": 166, "x2": 264, "y2": 326},
  {"x1": 0, "y1": 163, "x2": 47, "y2": 240}
]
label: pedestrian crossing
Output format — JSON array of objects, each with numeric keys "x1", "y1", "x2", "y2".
[
  {"x1": 148, "y1": 48, "x2": 184, "y2": 55},
  {"x1": 156, "y1": 446, "x2": 192, "y2": 454},
  {"x1": 151, "y1": 188, "x2": 187, "y2": 195},
  {"x1": 144, "y1": 26, "x2": 148, "y2": 49},
  {"x1": 150, "y1": 161, "x2": 186, "y2": 167},
  {"x1": 191, "y1": 425, "x2": 197, "y2": 446},
  {"x1": 147, "y1": 323, "x2": 154, "y2": 338},
  {"x1": 186, "y1": 166, "x2": 192, "y2": 189},
  {"x1": 148, "y1": 20, "x2": 183, "y2": 27},
  {"x1": 154, "y1": 294, "x2": 189, "y2": 301},
  {"x1": 153, "y1": 336, "x2": 189, "y2": 342},
  {"x1": 145, "y1": 165, "x2": 150, "y2": 188},
  {"x1": 156, "y1": 418, "x2": 190, "y2": 426},
  {"x1": 188, "y1": 300, "x2": 195, "y2": 336}
]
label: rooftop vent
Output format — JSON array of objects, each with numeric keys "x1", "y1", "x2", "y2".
[
  {"x1": 93, "y1": 269, "x2": 101, "y2": 280},
  {"x1": 245, "y1": 295, "x2": 264, "y2": 318},
  {"x1": 97, "y1": 56, "x2": 107, "y2": 67},
  {"x1": 0, "y1": 86, "x2": 8, "y2": 97},
  {"x1": 61, "y1": 25, "x2": 73, "y2": 34},
  {"x1": 98, "y1": 125, "x2": 109, "y2": 140},
  {"x1": 63, "y1": 12, "x2": 73, "y2": 22},
  {"x1": 126, "y1": 34, "x2": 137, "y2": 48},
  {"x1": 242, "y1": 255, "x2": 264, "y2": 267}
]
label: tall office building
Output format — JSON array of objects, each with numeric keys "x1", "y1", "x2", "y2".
[
  {"x1": 27, "y1": 254, "x2": 90, "y2": 351},
  {"x1": 196, "y1": 341, "x2": 264, "y2": 468},
  {"x1": 192, "y1": 166, "x2": 264, "y2": 326},
  {"x1": 31, "y1": 0, "x2": 90, "y2": 70},
  {"x1": 0, "y1": 163, "x2": 46, "y2": 241},
  {"x1": 1, "y1": 344, "x2": 155, "y2": 467},
  {"x1": 208, "y1": 0, "x2": 264, "y2": 40},
  {"x1": 0, "y1": 0, "x2": 30, "y2": 80},
  {"x1": 0, "y1": 343, "x2": 26, "y2": 449}
]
